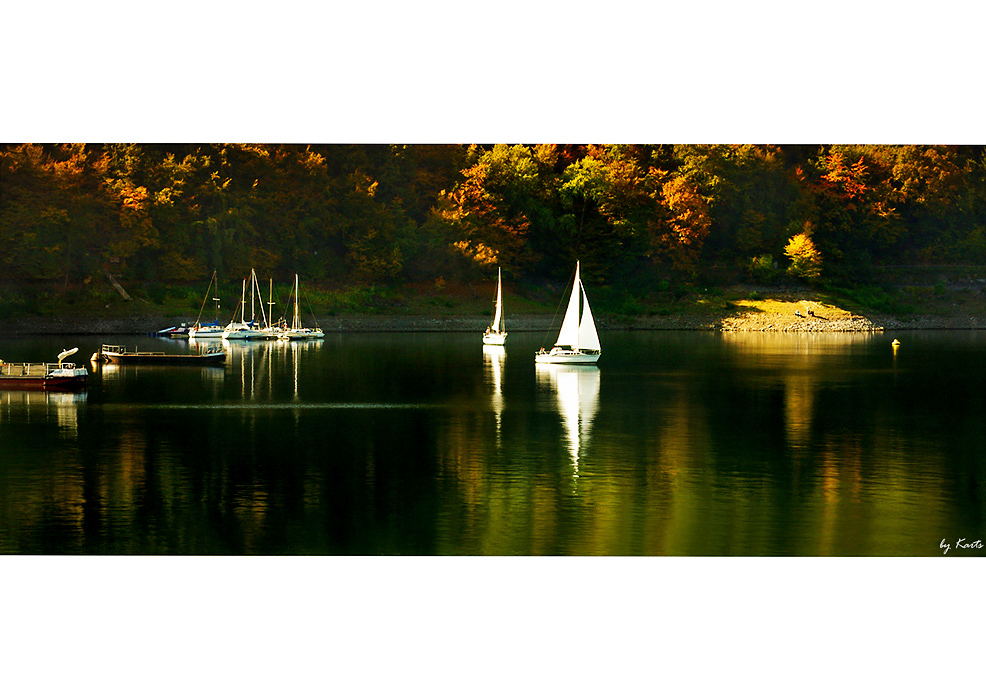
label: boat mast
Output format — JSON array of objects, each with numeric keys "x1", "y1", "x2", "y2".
[
  {"x1": 555, "y1": 261, "x2": 582, "y2": 350},
  {"x1": 294, "y1": 274, "x2": 301, "y2": 329},
  {"x1": 250, "y1": 270, "x2": 256, "y2": 324}
]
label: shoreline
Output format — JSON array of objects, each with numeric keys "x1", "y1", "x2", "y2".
[{"x1": 4, "y1": 310, "x2": 986, "y2": 335}]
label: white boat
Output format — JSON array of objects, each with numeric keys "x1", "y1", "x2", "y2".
[
  {"x1": 535, "y1": 261, "x2": 600, "y2": 365},
  {"x1": 223, "y1": 271, "x2": 271, "y2": 340},
  {"x1": 222, "y1": 278, "x2": 253, "y2": 340},
  {"x1": 482, "y1": 267, "x2": 507, "y2": 346},
  {"x1": 279, "y1": 274, "x2": 324, "y2": 340}
]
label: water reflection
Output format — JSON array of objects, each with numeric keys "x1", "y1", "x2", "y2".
[
  {"x1": 2, "y1": 330, "x2": 983, "y2": 555},
  {"x1": 483, "y1": 345, "x2": 505, "y2": 442},
  {"x1": 0, "y1": 389, "x2": 86, "y2": 437},
  {"x1": 719, "y1": 332, "x2": 880, "y2": 454},
  {"x1": 536, "y1": 364, "x2": 600, "y2": 477}
]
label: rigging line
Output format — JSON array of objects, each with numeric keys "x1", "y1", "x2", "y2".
[
  {"x1": 194, "y1": 270, "x2": 218, "y2": 325},
  {"x1": 302, "y1": 285, "x2": 322, "y2": 328}
]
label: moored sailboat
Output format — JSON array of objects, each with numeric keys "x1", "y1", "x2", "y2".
[
  {"x1": 483, "y1": 267, "x2": 507, "y2": 346},
  {"x1": 279, "y1": 274, "x2": 324, "y2": 340},
  {"x1": 223, "y1": 270, "x2": 272, "y2": 340},
  {"x1": 188, "y1": 271, "x2": 224, "y2": 339},
  {"x1": 222, "y1": 278, "x2": 255, "y2": 340},
  {"x1": 535, "y1": 261, "x2": 600, "y2": 364}
]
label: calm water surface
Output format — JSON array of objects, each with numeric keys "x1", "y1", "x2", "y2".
[{"x1": 1, "y1": 329, "x2": 984, "y2": 555}]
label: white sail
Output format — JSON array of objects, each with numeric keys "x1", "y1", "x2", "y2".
[
  {"x1": 536, "y1": 260, "x2": 600, "y2": 364},
  {"x1": 491, "y1": 268, "x2": 503, "y2": 332},
  {"x1": 555, "y1": 261, "x2": 582, "y2": 349},
  {"x1": 577, "y1": 284, "x2": 600, "y2": 352}
]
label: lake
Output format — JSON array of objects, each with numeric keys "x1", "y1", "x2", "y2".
[{"x1": 1, "y1": 329, "x2": 984, "y2": 555}]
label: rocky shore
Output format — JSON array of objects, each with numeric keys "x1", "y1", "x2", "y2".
[{"x1": 4, "y1": 307, "x2": 986, "y2": 335}]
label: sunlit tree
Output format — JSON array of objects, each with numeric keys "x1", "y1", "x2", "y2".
[{"x1": 784, "y1": 225, "x2": 823, "y2": 281}]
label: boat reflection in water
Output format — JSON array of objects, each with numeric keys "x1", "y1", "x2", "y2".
[
  {"x1": 98, "y1": 360, "x2": 226, "y2": 391},
  {"x1": 219, "y1": 336, "x2": 324, "y2": 400},
  {"x1": 483, "y1": 344, "x2": 505, "y2": 442},
  {"x1": 536, "y1": 364, "x2": 600, "y2": 481},
  {"x1": 0, "y1": 389, "x2": 86, "y2": 437}
]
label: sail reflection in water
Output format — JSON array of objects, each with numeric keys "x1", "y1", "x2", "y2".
[
  {"x1": 483, "y1": 345, "x2": 505, "y2": 441},
  {"x1": 537, "y1": 364, "x2": 600, "y2": 479}
]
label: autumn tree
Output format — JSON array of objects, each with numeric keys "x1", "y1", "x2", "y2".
[
  {"x1": 784, "y1": 224, "x2": 823, "y2": 281},
  {"x1": 439, "y1": 144, "x2": 552, "y2": 276}
]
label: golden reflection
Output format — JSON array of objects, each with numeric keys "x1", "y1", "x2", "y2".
[
  {"x1": 116, "y1": 430, "x2": 149, "y2": 501},
  {"x1": 720, "y1": 330, "x2": 877, "y2": 355},
  {"x1": 233, "y1": 485, "x2": 269, "y2": 552},
  {"x1": 721, "y1": 332, "x2": 846, "y2": 454},
  {"x1": 0, "y1": 390, "x2": 86, "y2": 437}
]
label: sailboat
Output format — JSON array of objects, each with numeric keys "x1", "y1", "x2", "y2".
[
  {"x1": 223, "y1": 270, "x2": 272, "y2": 340},
  {"x1": 535, "y1": 261, "x2": 601, "y2": 364},
  {"x1": 222, "y1": 278, "x2": 254, "y2": 340},
  {"x1": 279, "y1": 274, "x2": 324, "y2": 340},
  {"x1": 482, "y1": 267, "x2": 507, "y2": 346},
  {"x1": 188, "y1": 271, "x2": 224, "y2": 339}
]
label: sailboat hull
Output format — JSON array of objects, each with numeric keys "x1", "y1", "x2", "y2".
[
  {"x1": 189, "y1": 327, "x2": 224, "y2": 339},
  {"x1": 279, "y1": 328, "x2": 324, "y2": 340},
  {"x1": 535, "y1": 350, "x2": 600, "y2": 365},
  {"x1": 483, "y1": 332, "x2": 507, "y2": 346}
]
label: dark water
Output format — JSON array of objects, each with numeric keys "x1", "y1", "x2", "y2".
[{"x1": 2, "y1": 329, "x2": 985, "y2": 555}]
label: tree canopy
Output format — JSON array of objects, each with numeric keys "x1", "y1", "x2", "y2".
[{"x1": 3, "y1": 143, "x2": 985, "y2": 293}]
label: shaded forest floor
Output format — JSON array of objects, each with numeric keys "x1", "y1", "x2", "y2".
[{"x1": 3, "y1": 269, "x2": 986, "y2": 334}]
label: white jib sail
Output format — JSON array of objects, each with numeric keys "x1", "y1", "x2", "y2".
[
  {"x1": 555, "y1": 262, "x2": 582, "y2": 349},
  {"x1": 578, "y1": 283, "x2": 600, "y2": 352}
]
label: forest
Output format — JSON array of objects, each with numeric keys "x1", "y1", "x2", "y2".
[{"x1": 2, "y1": 143, "x2": 986, "y2": 315}]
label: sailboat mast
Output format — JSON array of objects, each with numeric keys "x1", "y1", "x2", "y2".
[
  {"x1": 294, "y1": 274, "x2": 300, "y2": 328},
  {"x1": 498, "y1": 267, "x2": 503, "y2": 332},
  {"x1": 250, "y1": 270, "x2": 256, "y2": 322}
]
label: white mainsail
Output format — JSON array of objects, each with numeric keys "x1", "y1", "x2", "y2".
[
  {"x1": 491, "y1": 268, "x2": 503, "y2": 332},
  {"x1": 483, "y1": 267, "x2": 507, "y2": 345},
  {"x1": 555, "y1": 262, "x2": 583, "y2": 348}
]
